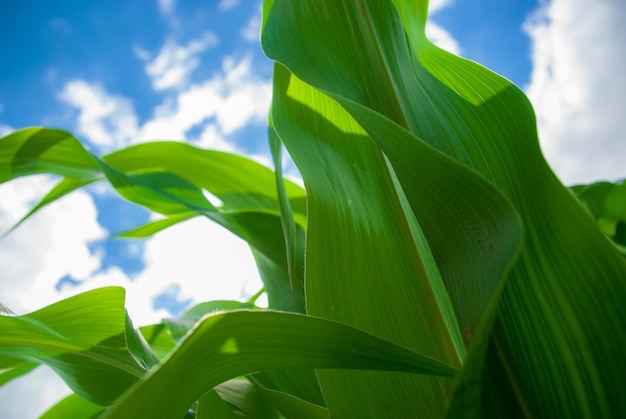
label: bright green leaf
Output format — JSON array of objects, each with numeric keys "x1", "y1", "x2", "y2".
[{"x1": 101, "y1": 310, "x2": 457, "y2": 419}]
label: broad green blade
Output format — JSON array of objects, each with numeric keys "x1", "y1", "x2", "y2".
[
  {"x1": 164, "y1": 300, "x2": 259, "y2": 342},
  {"x1": 96, "y1": 161, "x2": 217, "y2": 215},
  {"x1": 0, "y1": 128, "x2": 305, "y2": 314},
  {"x1": 251, "y1": 379, "x2": 330, "y2": 419},
  {"x1": 124, "y1": 312, "x2": 160, "y2": 370},
  {"x1": 0, "y1": 288, "x2": 144, "y2": 405},
  {"x1": 101, "y1": 141, "x2": 306, "y2": 217},
  {"x1": 39, "y1": 394, "x2": 104, "y2": 419},
  {"x1": 196, "y1": 390, "x2": 237, "y2": 419},
  {"x1": 0, "y1": 129, "x2": 101, "y2": 236},
  {"x1": 249, "y1": 369, "x2": 325, "y2": 410},
  {"x1": 270, "y1": 62, "x2": 465, "y2": 416},
  {"x1": 115, "y1": 212, "x2": 198, "y2": 238},
  {"x1": 268, "y1": 41, "x2": 521, "y2": 416},
  {"x1": 213, "y1": 379, "x2": 280, "y2": 419},
  {"x1": 0, "y1": 127, "x2": 99, "y2": 182},
  {"x1": 571, "y1": 179, "x2": 626, "y2": 253},
  {"x1": 263, "y1": 0, "x2": 626, "y2": 416},
  {"x1": 138, "y1": 323, "x2": 177, "y2": 360},
  {"x1": 101, "y1": 310, "x2": 457, "y2": 419}
]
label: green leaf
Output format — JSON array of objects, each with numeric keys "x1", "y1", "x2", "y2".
[
  {"x1": 196, "y1": 390, "x2": 237, "y2": 419},
  {"x1": 124, "y1": 312, "x2": 160, "y2": 370},
  {"x1": 96, "y1": 161, "x2": 217, "y2": 215},
  {"x1": 251, "y1": 378, "x2": 330, "y2": 419},
  {"x1": 249, "y1": 369, "x2": 326, "y2": 409},
  {"x1": 39, "y1": 394, "x2": 103, "y2": 419},
  {"x1": 102, "y1": 141, "x2": 306, "y2": 217},
  {"x1": 0, "y1": 127, "x2": 99, "y2": 182},
  {"x1": 0, "y1": 128, "x2": 305, "y2": 314},
  {"x1": 138, "y1": 323, "x2": 177, "y2": 360},
  {"x1": 115, "y1": 212, "x2": 198, "y2": 238},
  {"x1": 0, "y1": 288, "x2": 144, "y2": 405},
  {"x1": 164, "y1": 300, "x2": 260, "y2": 342},
  {"x1": 101, "y1": 310, "x2": 457, "y2": 419},
  {"x1": 269, "y1": 62, "x2": 465, "y2": 416},
  {"x1": 269, "y1": 123, "x2": 305, "y2": 290},
  {"x1": 571, "y1": 179, "x2": 626, "y2": 251},
  {"x1": 213, "y1": 379, "x2": 280, "y2": 419},
  {"x1": 263, "y1": 0, "x2": 626, "y2": 416}
]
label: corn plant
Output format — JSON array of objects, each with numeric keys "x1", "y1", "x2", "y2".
[{"x1": 1, "y1": 0, "x2": 625, "y2": 417}]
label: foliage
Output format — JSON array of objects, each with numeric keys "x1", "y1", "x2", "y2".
[{"x1": 1, "y1": 0, "x2": 625, "y2": 417}]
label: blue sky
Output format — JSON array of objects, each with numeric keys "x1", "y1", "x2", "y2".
[{"x1": 1, "y1": 0, "x2": 625, "y2": 417}]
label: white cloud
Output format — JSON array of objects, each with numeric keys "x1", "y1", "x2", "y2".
[
  {"x1": 125, "y1": 217, "x2": 262, "y2": 325},
  {"x1": 525, "y1": 0, "x2": 626, "y2": 184},
  {"x1": 425, "y1": 0, "x2": 461, "y2": 55},
  {"x1": 144, "y1": 32, "x2": 219, "y2": 91},
  {"x1": 429, "y1": 0, "x2": 454, "y2": 14},
  {"x1": 57, "y1": 80, "x2": 139, "y2": 151},
  {"x1": 0, "y1": 123, "x2": 13, "y2": 137},
  {"x1": 0, "y1": 176, "x2": 105, "y2": 314},
  {"x1": 426, "y1": 22, "x2": 461, "y2": 55},
  {"x1": 158, "y1": 0, "x2": 176, "y2": 16},
  {"x1": 138, "y1": 55, "x2": 272, "y2": 144},
  {"x1": 56, "y1": 52, "x2": 273, "y2": 152},
  {"x1": 0, "y1": 179, "x2": 263, "y2": 327},
  {"x1": 218, "y1": 0, "x2": 240, "y2": 11},
  {"x1": 44, "y1": 52, "x2": 271, "y2": 325},
  {"x1": 0, "y1": 366, "x2": 71, "y2": 419}
]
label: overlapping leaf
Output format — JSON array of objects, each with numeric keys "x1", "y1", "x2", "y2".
[
  {"x1": 0, "y1": 288, "x2": 144, "y2": 405},
  {"x1": 0, "y1": 128, "x2": 305, "y2": 312},
  {"x1": 101, "y1": 310, "x2": 457, "y2": 418},
  {"x1": 262, "y1": 0, "x2": 626, "y2": 416},
  {"x1": 572, "y1": 179, "x2": 626, "y2": 254}
]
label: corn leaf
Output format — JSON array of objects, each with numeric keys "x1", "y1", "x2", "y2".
[
  {"x1": 0, "y1": 128, "x2": 305, "y2": 313},
  {"x1": 213, "y1": 379, "x2": 280, "y2": 418},
  {"x1": 39, "y1": 394, "x2": 103, "y2": 419},
  {"x1": 571, "y1": 179, "x2": 626, "y2": 253},
  {"x1": 262, "y1": 0, "x2": 626, "y2": 416},
  {"x1": 0, "y1": 287, "x2": 144, "y2": 405},
  {"x1": 101, "y1": 310, "x2": 457, "y2": 419}
]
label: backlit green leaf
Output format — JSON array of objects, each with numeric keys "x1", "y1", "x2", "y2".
[
  {"x1": 101, "y1": 310, "x2": 457, "y2": 419},
  {"x1": 0, "y1": 288, "x2": 144, "y2": 405}
]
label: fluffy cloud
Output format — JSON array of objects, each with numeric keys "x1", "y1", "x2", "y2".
[
  {"x1": 0, "y1": 176, "x2": 105, "y2": 314},
  {"x1": 48, "y1": 222, "x2": 262, "y2": 328},
  {"x1": 426, "y1": 22, "x2": 461, "y2": 55},
  {"x1": 0, "y1": 367, "x2": 70, "y2": 419},
  {"x1": 426, "y1": 0, "x2": 461, "y2": 55},
  {"x1": 429, "y1": 0, "x2": 454, "y2": 14},
  {"x1": 59, "y1": 54, "x2": 271, "y2": 152},
  {"x1": 38, "y1": 53, "x2": 271, "y2": 326},
  {"x1": 138, "y1": 54, "x2": 272, "y2": 145},
  {"x1": 57, "y1": 81, "x2": 139, "y2": 151},
  {"x1": 525, "y1": 0, "x2": 626, "y2": 184},
  {"x1": 121, "y1": 217, "x2": 263, "y2": 325},
  {"x1": 142, "y1": 32, "x2": 219, "y2": 91}
]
